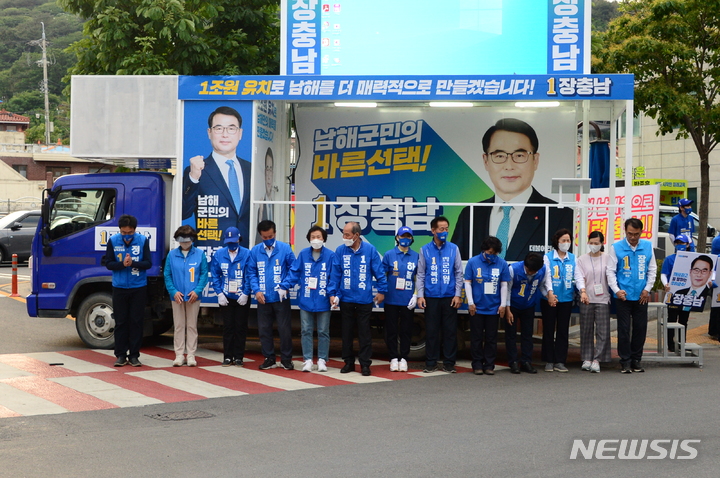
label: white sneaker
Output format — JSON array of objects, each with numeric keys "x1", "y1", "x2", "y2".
[
  {"x1": 399, "y1": 358, "x2": 408, "y2": 372},
  {"x1": 302, "y1": 359, "x2": 313, "y2": 372},
  {"x1": 390, "y1": 358, "x2": 399, "y2": 372},
  {"x1": 590, "y1": 360, "x2": 600, "y2": 373},
  {"x1": 317, "y1": 358, "x2": 327, "y2": 372},
  {"x1": 581, "y1": 360, "x2": 592, "y2": 371},
  {"x1": 186, "y1": 355, "x2": 197, "y2": 367},
  {"x1": 172, "y1": 355, "x2": 185, "y2": 367}
]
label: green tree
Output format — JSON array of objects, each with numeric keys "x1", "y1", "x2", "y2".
[
  {"x1": 597, "y1": 0, "x2": 720, "y2": 252},
  {"x1": 60, "y1": 0, "x2": 280, "y2": 77}
]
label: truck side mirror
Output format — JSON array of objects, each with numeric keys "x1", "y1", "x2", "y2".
[{"x1": 709, "y1": 226, "x2": 716, "y2": 238}]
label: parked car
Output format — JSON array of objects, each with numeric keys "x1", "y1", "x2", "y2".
[
  {"x1": 657, "y1": 205, "x2": 716, "y2": 258},
  {"x1": 0, "y1": 210, "x2": 41, "y2": 263}
]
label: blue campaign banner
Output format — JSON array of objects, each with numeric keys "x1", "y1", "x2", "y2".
[
  {"x1": 285, "y1": 0, "x2": 321, "y2": 75},
  {"x1": 178, "y1": 74, "x2": 634, "y2": 101},
  {"x1": 547, "y1": 0, "x2": 586, "y2": 74}
]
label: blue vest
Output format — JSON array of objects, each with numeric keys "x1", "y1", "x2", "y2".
[
  {"x1": 509, "y1": 261, "x2": 546, "y2": 310},
  {"x1": 612, "y1": 239, "x2": 653, "y2": 301},
  {"x1": 247, "y1": 241, "x2": 295, "y2": 303},
  {"x1": 210, "y1": 246, "x2": 251, "y2": 300},
  {"x1": 332, "y1": 241, "x2": 387, "y2": 304},
  {"x1": 281, "y1": 247, "x2": 336, "y2": 312},
  {"x1": 544, "y1": 250, "x2": 576, "y2": 303},
  {"x1": 421, "y1": 241, "x2": 459, "y2": 298},
  {"x1": 164, "y1": 246, "x2": 209, "y2": 299},
  {"x1": 109, "y1": 233, "x2": 148, "y2": 289},
  {"x1": 382, "y1": 246, "x2": 419, "y2": 306}
]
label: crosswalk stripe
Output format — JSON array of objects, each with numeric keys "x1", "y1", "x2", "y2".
[
  {"x1": 157, "y1": 345, "x2": 256, "y2": 363},
  {"x1": 207, "y1": 366, "x2": 325, "y2": 391},
  {"x1": 127, "y1": 370, "x2": 248, "y2": 398},
  {"x1": 26, "y1": 352, "x2": 116, "y2": 374},
  {"x1": 49, "y1": 376, "x2": 163, "y2": 408},
  {"x1": 0, "y1": 382, "x2": 69, "y2": 416},
  {"x1": 0, "y1": 362, "x2": 33, "y2": 380},
  {"x1": 91, "y1": 349, "x2": 175, "y2": 368}
]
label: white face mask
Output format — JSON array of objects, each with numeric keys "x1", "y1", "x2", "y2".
[
  {"x1": 310, "y1": 239, "x2": 324, "y2": 250},
  {"x1": 558, "y1": 242, "x2": 571, "y2": 253},
  {"x1": 343, "y1": 238, "x2": 355, "y2": 247},
  {"x1": 588, "y1": 244, "x2": 602, "y2": 254}
]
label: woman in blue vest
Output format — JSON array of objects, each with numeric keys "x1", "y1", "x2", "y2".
[
  {"x1": 541, "y1": 228, "x2": 576, "y2": 373},
  {"x1": 163, "y1": 225, "x2": 208, "y2": 367}
]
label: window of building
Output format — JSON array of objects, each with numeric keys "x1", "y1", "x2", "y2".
[
  {"x1": 12, "y1": 165, "x2": 27, "y2": 178},
  {"x1": 46, "y1": 166, "x2": 71, "y2": 180}
]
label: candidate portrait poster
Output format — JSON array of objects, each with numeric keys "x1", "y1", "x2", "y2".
[
  {"x1": 666, "y1": 251, "x2": 718, "y2": 312},
  {"x1": 293, "y1": 106, "x2": 577, "y2": 260}
]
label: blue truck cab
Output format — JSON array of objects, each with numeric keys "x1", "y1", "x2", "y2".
[{"x1": 27, "y1": 172, "x2": 174, "y2": 348}]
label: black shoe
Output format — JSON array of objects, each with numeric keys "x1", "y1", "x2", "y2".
[
  {"x1": 631, "y1": 361, "x2": 645, "y2": 373},
  {"x1": 222, "y1": 358, "x2": 234, "y2": 367},
  {"x1": 484, "y1": 369, "x2": 495, "y2": 375},
  {"x1": 620, "y1": 363, "x2": 632, "y2": 374},
  {"x1": 361, "y1": 366, "x2": 371, "y2": 376},
  {"x1": 129, "y1": 357, "x2": 142, "y2": 367},
  {"x1": 114, "y1": 357, "x2": 128, "y2": 367},
  {"x1": 340, "y1": 362, "x2": 355, "y2": 373},
  {"x1": 520, "y1": 362, "x2": 537, "y2": 374},
  {"x1": 259, "y1": 358, "x2": 277, "y2": 370},
  {"x1": 443, "y1": 365, "x2": 457, "y2": 373},
  {"x1": 509, "y1": 362, "x2": 521, "y2": 374},
  {"x1": 235, "y1": 359, "x2": 244, "y2": 367},
  {"x1": 281, "y1": 360, "x2": 294, "y2": 371},
  {"x1": 423, "y1": 364, "x2": 439, "y2": 373}
]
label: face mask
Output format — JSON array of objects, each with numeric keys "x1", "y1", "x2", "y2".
[
  {"x1": 227, "y1": 243, "x2": 239, "y2": 251},
  {"x1": 263, "y1": 238, "x2": 275, "y2": 248},
  {"x1": 398, "y1": 238, "x2": 412, "y2": 248},
  {"x1": 558, "y1": 243, "x2": 571, "y2": 253},
  {"x1": 122, "y1": 234, "x2": 134, "y2": 243},
  {"x1": 343, "y1": 238, "x2": 355, "y2": 247},
  {"x1": 588, "y1": 244, "x2": 602, "y2": 254},
  {"x1": 684, "y1": 207, "x2": 693, "y2": 215},
  {"x1": 310, "y1": 239, "x2": 324, "y2": 250},
  {"x1": 675, "y1": 244, "x2": 687, "y2": 252},
  {"x1": 436, "y1": 231, "x2": 448, "y2": 242},
  {"x1": 483, "y1": 252, "x2": 496, "y2": 263}
]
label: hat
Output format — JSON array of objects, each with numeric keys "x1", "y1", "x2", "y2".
[
  {"x1": 223, "y1": 227, "x2": 241, "y2": 243},
  {"x1": 678, "y1": 198, "x2": 693, "y2": 207},
  {"x1": 175, "y1": 236, "x2": 193, "y2": 243},
  {"x1": 675, "y1": 234, "x2": 691, "y2": 244},
  {"x1": 397, "y1": 226, "x2": 413, "y2": 236}
]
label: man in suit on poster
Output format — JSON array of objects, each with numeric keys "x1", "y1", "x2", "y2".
[
  {"x1": 451, "y1": 118, "x2": 574, "y2": 261},
  {"x1": 183, "y1": 106, "x2": 252, "y2": 249}
]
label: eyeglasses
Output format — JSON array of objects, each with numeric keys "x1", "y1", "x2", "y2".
[
  {"x1": 488, "y1": 150, "x2": 534, "y2": 164},
  {"x1": 691, "y1": 268, "x2": 710, "y2": 274},
  {"x1": 211, "y1": 125, "x2": 239, "y2": 135}
]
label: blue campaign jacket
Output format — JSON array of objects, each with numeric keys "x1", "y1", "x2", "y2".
[
  {"x1": 464, "y1": 253, "x2": 511, "y2": 315},
  {"x1": 210, "y1": 245, "x2": 251, "y2": 300},
  {"x1": 246, "y1": 240, "x2": 296, "y2": 303},
  {"x1": 382, "y1": 246, "x2": 419, "y2": 306},
  {"x1": 508, "y1": 261, "x2": 546, "y2": 310},
  {"x1": 544, "y1": 250, "x2": 576, "y2": 303},
  {"x1": 104, "y1": 233, "x2": 151, "y2": 289},
  {"x1": 419, "y1": 240, "x2": 461, "y2": 298},
  {"x1": 280, "y1": 246, "x2": 336, "y2": 312},
  {"x1": 331, "y1": 241, "x2": 388, "y2": 304},
  {"x1": 612, "y1": 239, "x2": 653, "y2": 301},
  {"x1": 164, "y1": 246, "x2": 209, "y2": 300}
]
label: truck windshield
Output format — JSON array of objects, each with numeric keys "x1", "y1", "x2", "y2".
[{"x1": 48, "y1": 189, "x2": 116, "y2": 241}]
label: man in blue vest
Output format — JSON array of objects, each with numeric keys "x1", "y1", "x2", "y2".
[
  {"x1": 416, "y1": 216, "x2": 464, "y2": 373},
  {"x1": 668, "y1": 198, "x2": 695, "y2": 252},
  {"x1": 607, "y1": 217, "x2": 657, "y2": 373},
  {"x1": 103, "y1": 214, "x2": 152, "y2": 367},
  {"x1": 330, "y1": 221, "x2": 387, "y2": 376},
  {"x1": 246, "y1": 220, "x2": 296, "y2": 370}
]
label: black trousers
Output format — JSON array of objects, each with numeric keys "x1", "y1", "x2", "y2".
[
  {"x1": 424, "y1": 297, "x2": 458, "y2": 367},
  {"x1": 470, "y1": 313, "x2": 498, "y2": 371},
  {"x1": 340, "y1": 302, "x2": 373, "y2": 367},
  {"x1": 221, "y1": 299, "x2": 251, "y2": 360},
  {"x1": 506, "y1": 306, "x2": 536, "y2": 364},
  {"x1": 708, "y1": 307, "x2": 720, "y2": 338},
  {"x1": 384, "y1": 304, "x2": 413, "y2": 361},
  {"x1": 616, "y1": 300, "x2": 648, "y2": 366},
  {"x1": 540, "y1": 300, "x2": 572, "y2": 364},
  {"x1": 113, "y1": 286, "x2": 146, "y2": 360},
  {"x1": 666, "y1": 307, "x2": 690, "y2": 351},
  {"x1": 257, "y1": 300, "x2": 293, "y2": 362}
]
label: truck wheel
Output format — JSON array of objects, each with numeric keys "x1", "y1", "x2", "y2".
[{"x1": 76, "y1": 292, "x2": 115, "y2": 349}]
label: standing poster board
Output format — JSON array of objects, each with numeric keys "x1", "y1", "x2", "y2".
[{"x1": 665, "y1": 251, "x2": 717, "y2": 312}]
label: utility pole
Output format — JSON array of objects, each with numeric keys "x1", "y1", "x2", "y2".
[{"x1": 29, "y1": 23, "x2": 51, "y2": 145}]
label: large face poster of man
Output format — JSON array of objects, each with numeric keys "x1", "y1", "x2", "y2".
[
  {"x1": 181, "y1": 101, "x2": 253, "y2": 255},
  {"x1": 294, "y1": 107, "x2": 576, "y2": 259},
  {"x1": 666, "y1": 252, "x2": 718, "y2": 312}
]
